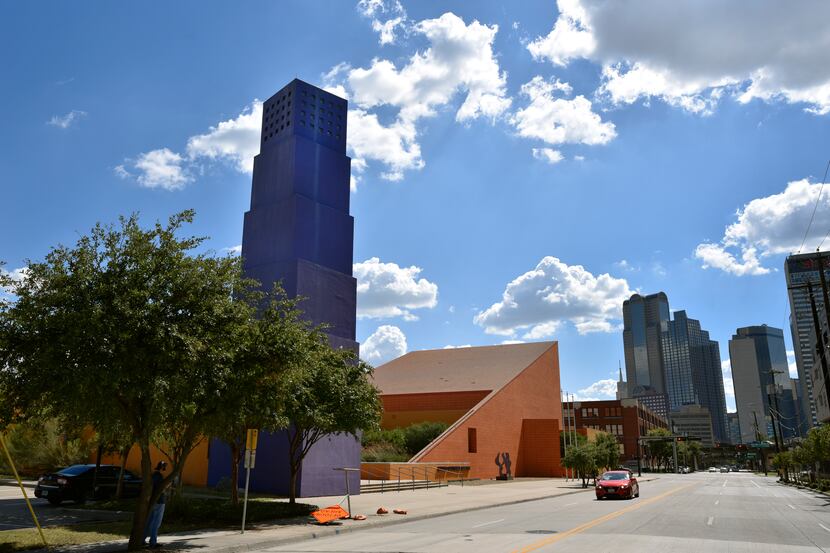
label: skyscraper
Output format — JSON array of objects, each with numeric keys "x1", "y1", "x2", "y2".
[
  {"x1": 662, "y1": 310, "x2": 729, "y2": 443},
  {"x1": 209, "y1": 79, "x2": 359, "y2": 496},
  {"x1": 622, "y1": 292, "x2": 670, "y2": 416},
  {"x1": 784, "y1": 252, "x2": 830, "y2": 428},
  {"x1": 729, "y1": 325, "x2": 802, "y2": 445}
]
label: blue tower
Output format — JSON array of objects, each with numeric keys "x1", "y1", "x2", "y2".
[{"x1": 208, "y1": 79, "x2": 360, "y2": 497}]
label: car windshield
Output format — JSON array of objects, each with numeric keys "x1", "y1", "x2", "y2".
[
  {"x1": 57, "y1": 465, "x2": 93, "y2": 476},
  {"x1": 601, "y1": 473, "x2": 628, "y2": 481}
]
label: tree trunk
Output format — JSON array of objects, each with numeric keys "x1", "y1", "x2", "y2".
[
  {"x1": 230, "y1": 441, "x2": 240, "y2": 506},
  {"x1": 116, "y1": 444, "x2": 132, "y2": 499},
  {"x1": 128, "y1": 443, "x2": 154, "y2": 550}
]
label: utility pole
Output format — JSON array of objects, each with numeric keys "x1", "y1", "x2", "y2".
[
  {"x1": 752, "y1": 411, "x2": 766, "y2": 475},
  {"x1": 561, "y1": 390, "x2": 570, "y2": 481}
]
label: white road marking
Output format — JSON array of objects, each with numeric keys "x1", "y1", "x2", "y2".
[
  {"x1": 715, "y1": 500, "x2": 720, "y2": 506},
  {"x1": 787, "y1": 504, "x2": 797, "y2": 510},
  {"x1": 820, "y1": 523, "x2": 830, "y2": 533},
  {"x1": 472, "y1": 518, "x2": 505, "y2": 528},
  {"x1": 751, "y1": 480, "x2": 762, "y2": 488},
  {"x1": 722, "y1": 480, "x2": 727, "y2": 488},
  {"x1": 564, "y1": 502, "x2": 578, "y2": 507},
  {"x1": 707, "y1": 516, "x2": 714, "y2": 526}
]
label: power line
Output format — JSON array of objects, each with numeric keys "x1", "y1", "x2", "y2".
[{"x1": 798, "y1": 158, "x2": 830, "y2": 254}]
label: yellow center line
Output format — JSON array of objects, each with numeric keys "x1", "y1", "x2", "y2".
[{"x1": 510, "y1": 484, "x2": 693, "y2": 553}]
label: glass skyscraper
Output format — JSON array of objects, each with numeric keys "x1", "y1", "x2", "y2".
[
  {"x1": 662, "y1": 310, "x2": 729, "y2": 443},
  {"x1": 729, "y1": 325, "x2": 803, "y2": 445},
  {"x1": 622, "y1": 292, "x2": 670, "y2": 417}
]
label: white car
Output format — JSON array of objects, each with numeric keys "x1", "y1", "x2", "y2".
[{"x1": 708, "y1": 467, "x2": 717, "y2": 473}]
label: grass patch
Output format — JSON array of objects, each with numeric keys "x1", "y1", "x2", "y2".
[{"x1": 0, "y1": 498, "x2": 318, "y2": 552}]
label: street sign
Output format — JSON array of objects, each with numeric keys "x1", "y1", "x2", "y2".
[
  {"x1": 246, "y1": 429, "x2": 259, "y2": 451},
  {"x1": 746, "y1": 452, "x2": 758, "y2": 459},
  {"x1": 244, "y1": 450, "x2": 257, "y2": 469}
]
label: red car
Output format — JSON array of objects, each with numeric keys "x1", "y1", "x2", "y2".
[{"x1": 595, "y1": 470, "x2": 639, "y2": 500}]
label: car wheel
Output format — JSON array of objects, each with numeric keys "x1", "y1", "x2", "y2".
[
  {"x1": 635, "y1": 487, "x2": 640, "y2": 498},
  {"x1": 47, "y1": 497, "x2": 62, "y2": 506}
]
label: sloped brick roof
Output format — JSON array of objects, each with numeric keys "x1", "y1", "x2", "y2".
[{"x1": 371, "y1": 341, "x2": 556, "y2": 395}]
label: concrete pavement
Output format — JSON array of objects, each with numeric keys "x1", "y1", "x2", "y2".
[
  {"x1": 258, "y1": 472, "x2": 830, "y2": 553},
  {"x1": 15, "y1": 476, "x2": 623, "y2": 552}
]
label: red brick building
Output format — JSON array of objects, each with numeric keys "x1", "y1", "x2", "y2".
[
  {"x1": 563, "y1": 399, "x2": 668, "y2": 464},
  {"x1": 372, "y1": 342, "x2": 563, "y2": 479}
]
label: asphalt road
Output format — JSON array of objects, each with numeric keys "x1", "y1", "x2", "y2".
[
  {"x1": 0, "y1": 483, "x2": 128, "y2": 531},
  {"x1": 263, "y1": 472, "x2": 830, "y2": 553}
]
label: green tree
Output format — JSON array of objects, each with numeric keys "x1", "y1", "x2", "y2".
[
  {"x1": 0, "y1": 212, "x2": 304, "y2": 549},
  {"x1": 402, "y1": 421, "x2": 449, "y2": 456},
  {"x1": 281, "y1": 337, "x2": 382, "y2": 503},
  {"x1": 592, "y1": 432, "x2": 621, "y2": 472},
  {"x1": 562, "y1": 442, "x2": 598, "y2": 488},
  {"x1": 644, "y1": 428, "x2": 673, "y2": 471}
]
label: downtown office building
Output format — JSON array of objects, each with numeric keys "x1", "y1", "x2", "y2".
[
  {"x1": 785, "y1": 252, "x2": 830, "y2": 427},
  {"x1": 729, "y1": 325, "x2": 806, "y2": 444},
  {"x1": 622, "y1": 293, "x2": 729, "y2": 443}
]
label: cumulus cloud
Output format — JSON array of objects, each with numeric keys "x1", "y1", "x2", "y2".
[
  {"x1": 186, "y1": 101, "x2": 262, "y2": 173},
  {"x1": 130, "y1": 148, "x2": 190, "y2": 190},
  {"x1": 529, "y1": 0, "x2": 830, "y2": 115},
  {"x1": 574, "y1": 378, "x2": 617, "y2": 401},
  {"x1": 532, "y1": 148, "x2": 564, "y2": 165},
  {"x1": 787, "y1": 350, "x2": 798, "y2": 379},
  {"x1": 721, "y1": 359, "x2": 735, "y2": 398},
  {"x1": 694, "y1": 179, "x2": 830, "y2": 275},
  {"x1": 354, "y1": 257, "x2": 438, "y2": 320},
  {"x1": 511, "y1": 76, "x2": 616, "y2": 153},
  {"x1": 0, "y1": 267, "x2": 29, "y2": 296},
  {"x1": 361, "y1": 325, "x2": 407, "y2": 365},
  {"x1": 47, "y1": 110, "x2": 86, "y2": 129},
  {"x1": 443, "y1": 344, "x2": 472, "y2": 349},
  {"x1": 474, "y1": 256, "x2": 634, "y2": 337},
  {"x1": 324, "y1": 12, "x2": 511, "y2": 182},
  {"x1": 357, "y1": 0, "x2": 407, "y2": 45}
]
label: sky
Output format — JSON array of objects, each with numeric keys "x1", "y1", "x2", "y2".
[{"x1": 3, "y1": 1, "x2": 830, "y2": 412}]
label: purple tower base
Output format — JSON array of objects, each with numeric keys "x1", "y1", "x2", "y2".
[{"x1": 207, "y1": 431, "x2": 360, "y2": 497}]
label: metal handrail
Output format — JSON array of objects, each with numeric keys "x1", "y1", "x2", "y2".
[{"x1": 358, "y1": 463, "x2": 470, "y2": 492}]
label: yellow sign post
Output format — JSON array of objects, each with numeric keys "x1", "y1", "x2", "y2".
[
  {"x1": 241, "y1": 428, "x2": 259, "y2": 533},
  {"x1": 0, "y1": 431, "x2": 47, "y2": 547}
]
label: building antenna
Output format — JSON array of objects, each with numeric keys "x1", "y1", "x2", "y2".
[{"x1": 798, "y1": 158, "x2": 830, "y2": 254}]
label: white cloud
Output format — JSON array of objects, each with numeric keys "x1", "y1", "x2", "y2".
[
  {"x1": 361, "y1": 325, "x2": 407, "y2": 365},
  {"x1": 721, "y1": 359, "x2": 735, "y2": 398},
  {"x1": 474, "y1": 256, "x2": 634, "y2": 337},
  {"x1": 511, "y1": 76, "x2": 616, "y2": 150},
  {"x1": 354, "y1": 257, "x2": 438, "y2": 320},
  {"x1": 357, "y1": 0, "x2": 407, "y2": 45},
  {"x1": 574, "y1": 378, "x2": 617, "y2": 401},
  {"x1": 443, "y1": 344, "x2": 472, "y2": 349},
  {"x1": 695, "y1": 179, "x2": 830, "y2": 275},
  {"x1": 186, "y1": 101, "x2": 262, "y2": 173},
  {"x1": 324, "y1": 12, "x2": 511, "y2": 182},
  {"x1": 223, "y1": 245, "x2": 242, "y2": 256},
  {"x1": 0, "y1": 267, "x2": 29, "y2": 296},
  {"x1": 532, "y1": 148, "x2": 564, "y2": 165},
  {"x1": 787, "y1": 350, "x2": 798, "y2": 378},
  {"x1": 529, "y1": 0, "x2": 830, "y2": 115},
  {"x1": 132, "y1": 148, "x2": 190, "y2": 190},
  {"x1": 47, "y1": 110, "x2": 86, "y2": 129}
]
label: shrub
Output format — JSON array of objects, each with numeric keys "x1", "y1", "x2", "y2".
[
  {"x1": 402, "y1": 421, "x2": 449, "y2": 455},
  {"x1": 361, "y1": 443, "x2": 409, "y2": 463},
  {"x1": 0, "y1": 419, "x2": 93, "y2": 476}
]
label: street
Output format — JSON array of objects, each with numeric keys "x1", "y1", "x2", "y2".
[
  {"x1": 263, "y1": 472, "x2": 830, "y2": 553},
  {"x1": 0, "y1": 484, "x2": 128, "y2": 530}
]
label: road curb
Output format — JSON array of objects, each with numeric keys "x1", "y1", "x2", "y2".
[{"x1": 0, "y1": 479, "x2": 36, "y2": 489}]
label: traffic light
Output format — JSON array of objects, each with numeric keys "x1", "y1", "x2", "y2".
[{"x1": 676, "y1": 437, "x2": 686, "y2": 442}]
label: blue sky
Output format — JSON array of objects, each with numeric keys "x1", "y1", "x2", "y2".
[{"x1": 4, "y1": 1, "x2": 830, "y2": 412}]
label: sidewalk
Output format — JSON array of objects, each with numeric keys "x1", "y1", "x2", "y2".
[{"x1": 51, "y1": 475, "x2": 660, "y2": 553}]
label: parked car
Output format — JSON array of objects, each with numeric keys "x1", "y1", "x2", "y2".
[
  {"x1": 596, "y1": 470, "x2": 639, "y2": 500},
  {"x1": 35, "y1": 464, "x2": 142, "y2": 505},
  {"x1": 708, "y1": 466, "x2": 718, "y2": 472},
  {"x1": 719, "y1": 466, "x2": 729, "y2": 473}
]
